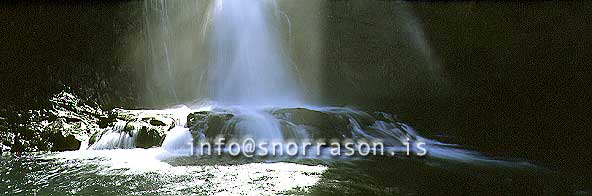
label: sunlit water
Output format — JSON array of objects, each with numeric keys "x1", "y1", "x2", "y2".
[
  {"x1": 208, "y1": 0, "x2": 303, "y2": 106},
  {"x1": 0, "y1": 149, "x2": 326, "y2": 195},
  {"x1": 1, "y1": 145, "x2": 584, "y2": 195}
]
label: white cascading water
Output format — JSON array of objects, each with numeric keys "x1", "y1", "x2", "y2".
[
  {"x1": 161, "y1": 126, "x2": 193, "y2": 155},
  {"x1": 174, "y1": 0, "x2": 304, "y2": 149},
  {"x1": 91, "y1": 121, "x2": 136, "y2": 150},
  {"x1": 208, "y1": 0, "x2": 302, "y2": 107}
]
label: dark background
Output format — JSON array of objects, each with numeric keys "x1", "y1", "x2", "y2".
[
  {"x1": 1, "y1": 1, "x2": 591, "y2": 178},
  {"x1": 0, "y1": 1, "x2": 142, "y2": 109},
  {"x1": 321, "y1": 1, "x2": 591, "y2": 177}
]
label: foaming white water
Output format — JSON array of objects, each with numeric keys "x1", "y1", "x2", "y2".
[
  {"x1": 227, "y1": 107, "x2": 284, "y2": 141},
  {"x1": 161, "y1": 126, "x2": 193, "y2": 155},
  {"x1": 208, "y1": 0, "x2": 303, "y2": 106},
  {"x1": 46, "y1": 149, "x2": 327, "y2": 195}
]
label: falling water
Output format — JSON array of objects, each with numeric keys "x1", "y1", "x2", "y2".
[
  {"x1": 208, "y1": 0, "x2": 303, "y2": 107},
  {"x1": 158, "y1": 0, "x2": 179, "y2": 102}
]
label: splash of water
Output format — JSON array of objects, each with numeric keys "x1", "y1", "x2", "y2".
[{"x1": 161, "y1": 126, "x2": 193, "y2": 155}]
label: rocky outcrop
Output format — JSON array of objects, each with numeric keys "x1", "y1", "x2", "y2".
[
  {"x1": 271, "y1": 108, "x2": 353, "y2": 140},
  {"x1": 88, "y1": 109, "x2": 178, "y2": 150},
  {"x1": 0, "y1": 89, "x2": 189, "y2": 152},
  {"x1": 0, "y1": 91, "x2": 103, "y2": 152},
  {"x1": 186, "y1": 110, "x2": 234, "y2": 141},
  {"x1": 270, "y1": 107, "x2": 415, "y2": 145}
]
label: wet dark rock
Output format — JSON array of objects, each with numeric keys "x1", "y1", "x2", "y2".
[
  {"x1": 98, "y1": 111, "x2": 118, "y2": 128},
  {"x1": 187, "y1": 111, "x2": 234, "y2": 140},
  {"x1": 49, "y1": 134, "x2": 81, "y2": 151},
  {"x1": 125, "y1": 120, "x2": 166, "y2": 148},
  {"x1": 272, "y1": 108, "x2": 351, "y2": 139},
  {"x1": 149, "y1": 119, "x2": 166, "y2": 126},
  {"x1": 136, "y1": 125, "x2": 164, "y2": 148}
]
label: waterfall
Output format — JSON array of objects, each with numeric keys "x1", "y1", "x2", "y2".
[
  {"x1": 150, "y1": 0, "x2": 494, "y2": 164},
  {"x1": 86, "y1": 0, "x2": 529, "y2": 167},
  {"x1": 208, "y1": 0, "x2": 303, "y2": 107}
]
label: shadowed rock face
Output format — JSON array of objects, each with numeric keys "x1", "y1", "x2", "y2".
[
  {"x1": 49, "y1": 134, "x2": 81, "y2": 151},
  {"x1": 1, "y1": 91, "x2": 104, "y2": 152}
]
